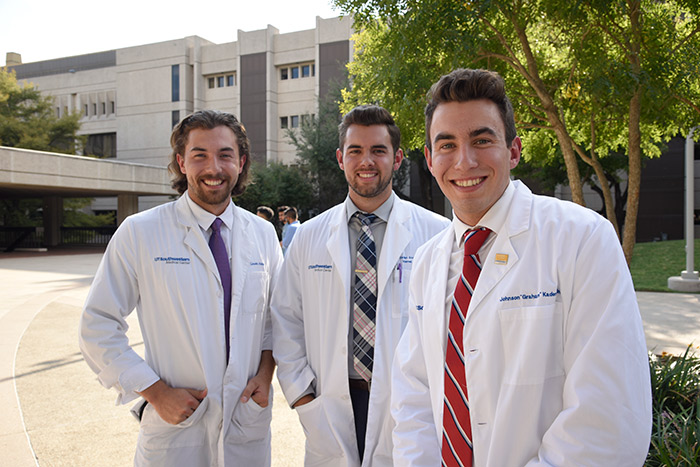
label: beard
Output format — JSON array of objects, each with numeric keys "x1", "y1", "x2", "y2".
[{"x1": 346, "y1": 171, "x2": 394, "y2": 200}]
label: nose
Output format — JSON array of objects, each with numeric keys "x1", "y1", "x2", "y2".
[
  {"x1": 357, "y1": 149, "x2": 376, "y2": 167},
  {"x1": 453, "y1": 146, "x2": 478, "y2": 170},
  {"x1": 204, "y1": 156, "x2": 223, "y2": 173}
]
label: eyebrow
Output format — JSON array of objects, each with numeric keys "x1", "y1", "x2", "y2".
[
  {"x1": 432, "y1": 127, "x2": 498, "y2": 145},
  {"x1": 188, "y1": 146, "x2": 236, "y2": 152},
  {"x1": 346, "y1": 144, "x2": 389, "y2": 150},
  {"x1": 470, "y1": 127, "x2": 498, "y2": 138}
]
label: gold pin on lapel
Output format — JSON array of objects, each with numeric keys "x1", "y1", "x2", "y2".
[
  {"x1": 494, "y1": 253, "x2": 509, "y2": 265},
  {"x1": 355, "y1": 269, "x2": 369, "y2": 274}
]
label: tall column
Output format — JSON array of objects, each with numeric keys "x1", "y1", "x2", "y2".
[
  {"x1": 42, "y1": 196, "x2": 63, "y2": 247},
  {"x1": 117, "y1": 194, "x2": 138, "y2": 225}
]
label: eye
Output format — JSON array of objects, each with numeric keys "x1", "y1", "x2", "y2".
[{"x1": 439, "y1": 142, "x2": 455, "y2": 150}]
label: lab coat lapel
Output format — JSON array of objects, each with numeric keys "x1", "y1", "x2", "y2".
[
  {"x1": 176, "y1": 196, "x2": 221, "y2": 284},
  {"x1": 230, "y1": 205, "x2": 252, "y2": 317},
  {"x1": 468, "y1": 182, "x2": 532, "y2": 312},
  {"x1": 326, "y1": 206, "x2": 351, "y2": 306},
  {"x1": 377, "y1": 195, "x2": 410, "y2": 302}
]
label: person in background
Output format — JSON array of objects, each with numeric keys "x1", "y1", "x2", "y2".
[
  {"x1": 281, "y1": 207, "x2": 300, "y2": 255},
  {"x1": 79, "y1": 110, "x2": 282, "y2": 466},
  {"x1": 272, "y1": 105, "x2": 450, "y2": 466},
  {"x1": 257, "y1": 206, "x2": 274, "y2": 222},
  {"x1": 391, "y1": 68, "x2": 652, "y2": 466},
  {"x1": 277, "y1": 205, "x2": 290, "y2": 240}
]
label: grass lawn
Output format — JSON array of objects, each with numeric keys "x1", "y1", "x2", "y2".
[{"x1": 630, "y1": 238, "x2": 700, "y2": 292}]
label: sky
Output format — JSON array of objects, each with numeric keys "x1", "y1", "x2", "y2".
[{"x1": 0, "y1": 0, "x2": 344, "y2": 66}]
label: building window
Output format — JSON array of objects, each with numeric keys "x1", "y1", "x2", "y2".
[
  {"x1": 291, "y1": 67, "x2": 299, "y2": 79},
  {"x1": 217, "y1": 76, "x2": 224, "y2": 88},
  {"x1": 101, "y1": 102, "x2": 106, "y2": 115},
  {"x1": 290, "y1": 115, "x2": 299, "y2": 128},
  {"x1": 172, "y1": 110, "x2": 180, "y2": 128},
  {"x1": 85, "y1": 133, "x2": 117, "y2": 158},
  {"x1": 56, "y1": 107, "x2": 60, "y2": 117},
  {"x1": 84, "y1": 104, "x2": 88, "y2": 117},
  {"x1": 172, "y1": 64, "x2": 180, "y2": 102},
  {"x1": 281, "y1": 68, "x2": 288, "y2": 80},
  {"x1": 92, "y1": 103, "x2": 97, "y2": 115},
  {"x1": 280, "y1": 117, "x2": 288, "y2": 129},
  {"x1": 111, "y1": 101, "x2": 115, "y2": 114},
  {"x1": 208, "y1": 77, "x2": 215, "y2": 89},
  {"x1": 302, "y1": 65, "x2": 311, "y2": 78},
  {"x1": 226, "y1": 74, "x2": 235, "y2": 86}
]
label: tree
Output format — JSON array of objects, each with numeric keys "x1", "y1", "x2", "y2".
[
  {"x1": 0, "y1": 68, "x2": 83, "y2": 153},
  {"x1": 234, "y1": 161, "x2": 315, "y2": 219},
  {"x1": 333, "y1": 0, "x2": 700, "y2": 262}
]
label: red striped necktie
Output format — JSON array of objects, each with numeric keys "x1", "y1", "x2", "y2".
[{"x1": 441, "y1": 227, "x2": 490, "y2": 467}]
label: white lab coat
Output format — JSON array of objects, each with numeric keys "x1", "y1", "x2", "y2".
[
  {"x1": 79, "y1": 194, "x2": 282, "y2": 467},
  {"x1": 271, "y1": 192, "x2": 449, "y2": 466},
  {"x1": 392, "y1": 181, "x2": 652, "y2": 466}
]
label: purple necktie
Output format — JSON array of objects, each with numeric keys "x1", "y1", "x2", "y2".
[{"x1": 209, "y1": 218, "x2": 231, "y2": 361}]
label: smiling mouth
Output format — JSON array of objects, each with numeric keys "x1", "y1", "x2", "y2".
[
  {"x1": 203, "y1": 179, "x2": 224, "y2": 186},
  {"x1": 454, "y1": 177, "x2": 484, "y2": 187},
  {"x1": 358, "y1": 173, "x2": 376, "y2": 179}
]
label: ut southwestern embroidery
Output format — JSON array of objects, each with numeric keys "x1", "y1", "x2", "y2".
[
  {"x1": 308, "y1": 264, "x2": 333, "y2": 272},
  {"x1": 154, "y1": 256, "x2": 191, "y2": 264}
]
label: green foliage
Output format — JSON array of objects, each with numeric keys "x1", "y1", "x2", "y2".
[
  {"x1": 0, "y1": 68, "x2": 83, "y2": 154},
  {"x1": 630, "y1": 239, "x2": 700, "y2": 292},
  {"x1": 62, "y1": 198, "x2": 115, "y2": 227},
  {"x1": 234, "y1": 162, "x2": 314, "y2": 219},
  {"x1": 647, "y1": 349, "x2": 700, "y2": 466}
]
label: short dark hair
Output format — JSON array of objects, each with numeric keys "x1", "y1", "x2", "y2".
[
  {"x1": 338, "y1": 105, "x2": 401, "y2": 153},
  {"x1": 425, "y1": 68, "x2": 517, "y2": 150},
  {"x1": 168, "y1": 110, "x2": 251, "y2": 196},
  {"x1": 256, "y1": 206, "x2": 274, "y2": 220},
  {"x1": 284, "y1": 207, "x2": 298, "y2": 221}
]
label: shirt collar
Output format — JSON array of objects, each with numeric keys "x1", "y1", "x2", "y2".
[
  {"x1": 344, "y1": 191, "x2": 395, "y2": 224},
  {"x1": 452, "y1": 181, "x2": 515, "y2": 246},
  {"x1": 184, "y1": 191, "x2": 234, "y2": 231}
]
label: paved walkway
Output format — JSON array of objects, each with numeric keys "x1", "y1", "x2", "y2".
[{"x1": 1, "y1": 250, "x2": 698, "y2": 466}]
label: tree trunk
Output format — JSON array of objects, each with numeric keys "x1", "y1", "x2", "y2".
[{"x1": 622, "y1": 0, "x2": 643, "y2": 265}]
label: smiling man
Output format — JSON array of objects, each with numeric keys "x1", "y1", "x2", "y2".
[
  {"x1": 391, "y1": 69, "x2": 652, "y2": 466},
  {"x1": 271, "y1": 105, "x2": 449, "y2": 466},
  {"x1": 79, "y1": 110, "x2": 282, "y2": 466}
]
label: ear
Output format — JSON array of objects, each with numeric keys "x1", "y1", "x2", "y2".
[
  {"x1": 336, "y1": 148, "x2": 344, "y2": 170},
  {"x1": 424, "y1": 146, "x2": 434, "y2": 174},
  {"x1": 509, "y1": 136, "x2": 522, "y2": 170},
  {"x1": 393, "y1": 148, "x2": 404, "y2": 171},
  {"x1": 239, "y1": 154, "x2": 247, "y2": 174},
  {"x1": 176, "y1": 154, "x2": 186, "y2": 174}
]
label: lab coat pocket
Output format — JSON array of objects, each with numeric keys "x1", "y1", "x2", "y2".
[
  {"x1": 229, "y1": 391, "x2": 273, "y2": 442},
  {"x1": 139, "y1": 396, "x2": 210, "y2": 449},
  {"x1": 498, "y1": 302, "x2": 564, "y2": 385},
  {"x1": 391, "y1": 262, "x2": 412, "y2": 318},
  {"x1": 241, "y1": 271, "x2": 269, "y2": 314},
  {"x1": 296, "y1": 396, "x2": 344, "y2": 460}
]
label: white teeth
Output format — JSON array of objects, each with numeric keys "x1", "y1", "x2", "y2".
[
  {"x1": 203, "y1": 180, "x2": 223, "y2": 186},
  {"x1": 455, "y1": 178, "x2": 484, "y2": 187},
  {"x1": 358, "y1": 173, "x2": 375, "y2": 178}
]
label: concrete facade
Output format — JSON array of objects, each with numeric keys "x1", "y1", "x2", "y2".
[{"x1": 9, "y1": 16, "x2": 353, "y2": 169}]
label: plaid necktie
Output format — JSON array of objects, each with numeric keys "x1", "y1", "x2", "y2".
[
  {"x1": 352, "y1": 212, "x2": 378, "y2": 382},
  {"x1": 209, "y1": 218, "x2": 232, "y2": 361},
  {"x1": 441, "y1": 227, "x2": 490, "y2": 467}
]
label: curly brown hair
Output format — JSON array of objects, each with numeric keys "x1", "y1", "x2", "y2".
[{"x1": 167, "y1": 110, "x2": 251, "y2": 196}]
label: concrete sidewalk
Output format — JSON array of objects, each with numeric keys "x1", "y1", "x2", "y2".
[{"x1": 1, "y1": 250, "x2": 698, "y2": 466}]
